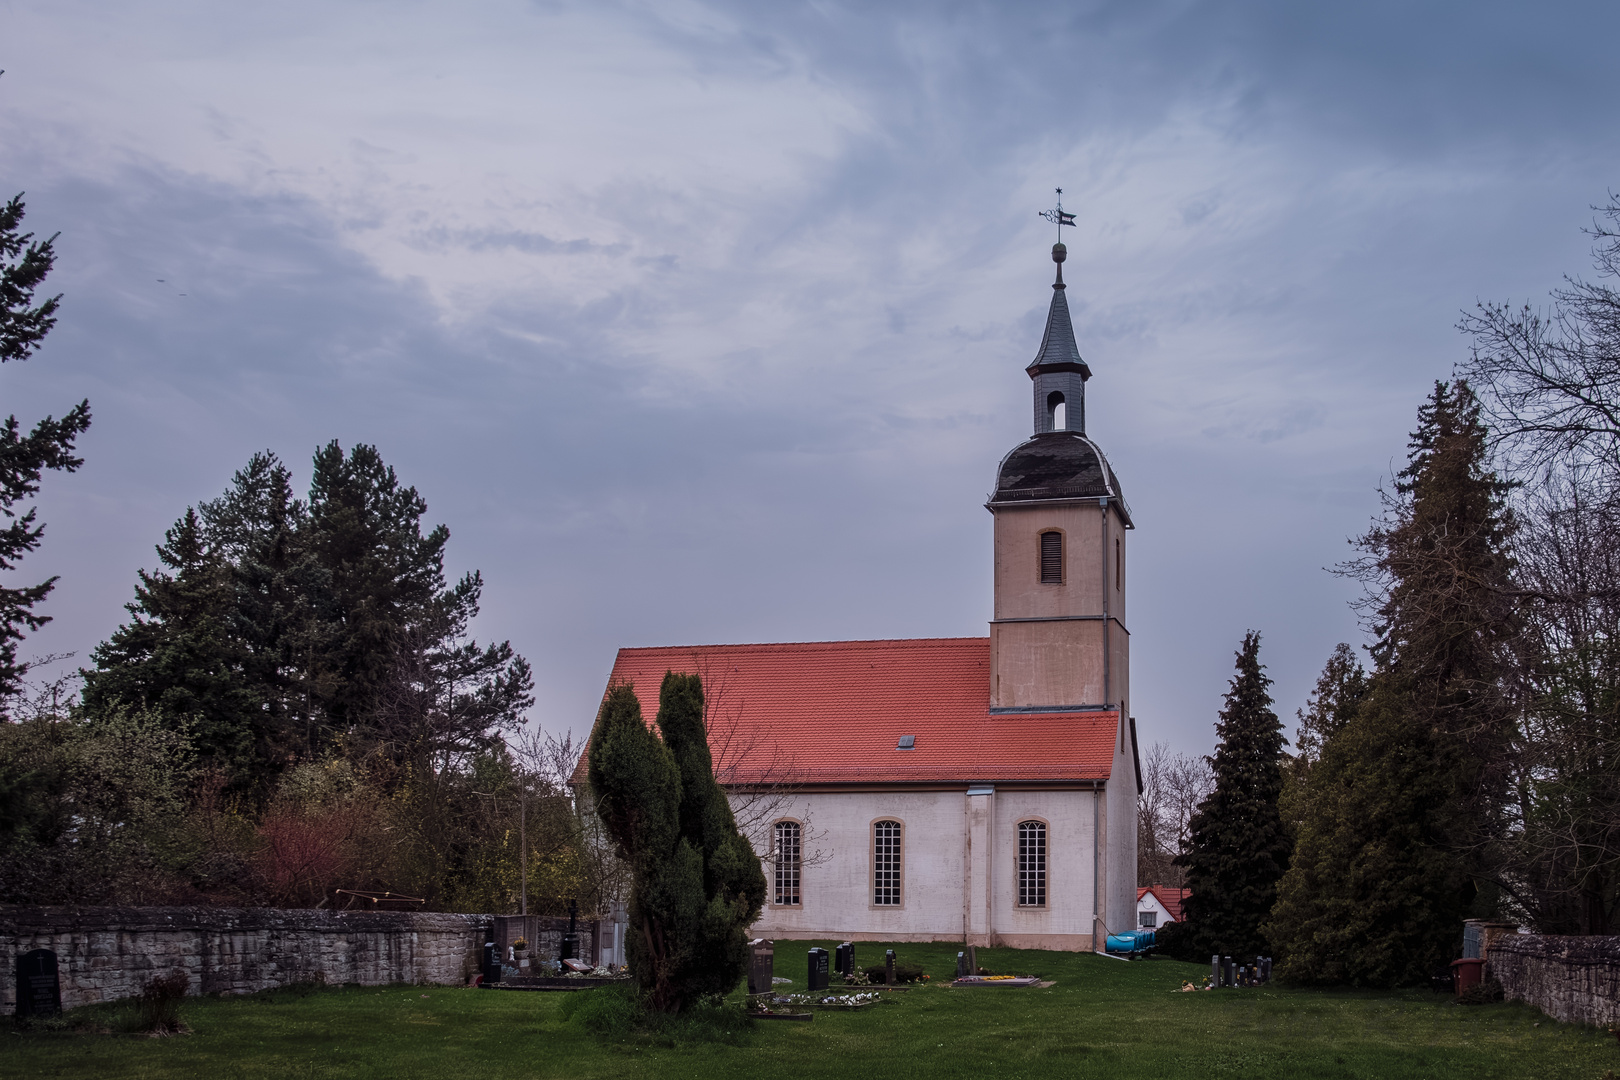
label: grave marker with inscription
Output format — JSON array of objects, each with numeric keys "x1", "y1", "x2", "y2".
[
  {"x1": 808, "y1": 947, "x2": 830, "y2": 991},
  {"x1": 14, "y1": 949, "x2": 61, "y2": 1019},
  {"x1": 748, "y1": 939, "x2": 775, "y2": 995}
]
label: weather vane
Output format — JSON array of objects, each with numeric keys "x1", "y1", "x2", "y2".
[{"x1": 1038, "y1": 188, "x2": 1076, "y2": 242}]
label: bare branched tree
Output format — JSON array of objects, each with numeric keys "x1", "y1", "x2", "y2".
[
  {"x1": 695, "y1": 659, "x2": 830, "y2": 871},
  {"x1": 1138, "y1": 740, "x2": 1212, "y2": 889},
  {"x1": 1460, "y1": 194, "x2": 1620, "y2": 486}
]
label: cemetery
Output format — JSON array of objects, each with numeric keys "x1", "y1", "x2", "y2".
[{"x1": 6, "y1": 937, "x2": 1620, "y2": 1078}]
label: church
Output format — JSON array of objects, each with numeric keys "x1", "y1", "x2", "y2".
[{"x1": 583, "y1": 239, "x2": 1141, "y2": 951}]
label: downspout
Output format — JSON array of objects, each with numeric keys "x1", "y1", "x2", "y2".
[
  {"x1": 1100, "y1": 498, "x2": 1110, "y2": 710},
  {"x1": 1092, "y1": 786, "x2": 1102, "y2": 953}
]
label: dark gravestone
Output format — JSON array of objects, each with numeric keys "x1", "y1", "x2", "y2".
[
  {"x1": 884, "y1": 949, "x2": 896, "y2": 986},
  {"x1": 15, "y1": 949, "x2": 62, "y2": 1019},
  {"x1": 955, "y1": 951, "x2": 968, "y2": 978},
  {"x1": 835, "y1": 942, "x2": 853, "y2": 977},
  {"x1": 807, "y1": 948, "x2": 830, "y2": 992},
  {"x1": 482, "y1": 941, "x2": 501, "y2": 985},
  {"x1": 747, "y1": 939, "x2": 775, "y2": 995},
  {"x1": 1223, "y1": 956, "x2": 1235, "y2": 988},
  {"x1": 561, "y1": 898, "x2": 580, "y2": 962}
]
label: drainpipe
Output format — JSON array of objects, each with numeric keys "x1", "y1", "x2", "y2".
[
  {"x1": 1100, "y1": 498, "x2": 1110, "y2": 710},
  {"x1": 1093, "y1": 787, "x2": 1102, "y2": 953}
]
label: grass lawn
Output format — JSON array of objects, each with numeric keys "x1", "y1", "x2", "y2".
[{"x1": 4, "y1": 939, "x2": 1616, "y2": 1080}]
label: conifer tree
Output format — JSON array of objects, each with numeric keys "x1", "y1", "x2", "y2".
[
  {"x1": 82, "y1": 510, "x2": 260, "y2": 780},
  {"x1": 1176, "y1": 631, "x2": 1291, "y2": 959},
  {"x1": 655, "y1": 672, "x2": 767, "y2": 1000},
  {"x1": 587, "y1": 674, "x2": 765, "y2": 1013},
  {"x1": 1268, "y1": 381, "x2": 1517, "y2": 985},
  {"x1": 0, "y1": 195, "x2": 91, "y2": 699}
]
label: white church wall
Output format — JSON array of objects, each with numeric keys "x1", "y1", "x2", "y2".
[
  {"x1": 990, "y1": 788, "x2": 1097, "y2": 950},
  {"x1": 738, "y1": 787, "x2": 1100, "y2": 949},
  {"x1": 1103, "y1": 720, "x2": 1140, "y2": 940}
]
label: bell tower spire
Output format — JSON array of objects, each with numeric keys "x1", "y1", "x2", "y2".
[{"x1": 1031, "y1": 191, "x2": 1091, "y2": 434}]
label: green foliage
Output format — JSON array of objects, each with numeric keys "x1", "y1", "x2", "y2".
[
  {"x1": 588, "y1": 674, "x2": 765, "y2": 1013},
  {"x1": 0, "y1": 194, "x2": 91, "y2": 698},
  {"x1": 1176, "y1": 631, "x2": 1290, "y2": 960},
  {"x1": 82, "y1": 444, "x2": 533, "y2": 798},
  {"x1": 1270, "y1": 381, "x2": 1514, "y2": 986},
  {"x1": 0, "y1": 707, "x2": 194, "y2": 903},
  {"x1": 557, "y1": 982, "x2": 754, "y2": 1046},
  {"x1": 1266, "y1": 675, "x2": 1470, "y2": 986}
]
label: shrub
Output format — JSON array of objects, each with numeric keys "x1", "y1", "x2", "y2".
[
  {"x1": 1458, "y1": 977, "x2": 1505, "y2": 1005},
  {"x1": 137, "y1": 970, "x2": 189, "y2": 1034},
  {"x1": 559, "y1": 983, "x2": 753, "y2": 1046},
  {"x1": 860, "y1": 962, "x2": 924, "y2": 984}
]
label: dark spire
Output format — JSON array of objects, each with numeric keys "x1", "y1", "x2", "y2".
[
  {"x1": 1026, "y1": 242, "x2": 1091, "y2": 435},
  {"x1": 1028, "y1": 243, "x2": 1090, "y2": 377}
]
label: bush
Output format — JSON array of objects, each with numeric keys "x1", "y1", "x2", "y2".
[
  {"x1": 558, "y1": 983, "x2": 753, "y2": 1046},
  {"x1": 860, "y1": 961, "x2": 924, "y2": 984},
  {"x1": 1152, "y1": 920, "x2": 1202, "y2": 962},
  {"x1": 1458, "y1": 977, "x2": 1505, "y2": 1005},
  {"x1": 137, "y1": 971, "x2": 189, "y2": 1034}
]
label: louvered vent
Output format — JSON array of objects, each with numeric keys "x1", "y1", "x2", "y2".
[{"x1": 1040, "y1": 531, "x2": 1063, "y2": 583}]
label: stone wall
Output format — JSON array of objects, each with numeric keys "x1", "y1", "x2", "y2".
[
  {"x1": 1, "y1": 905, "x2": 491, "y2": 1011},
  {"x1": 1491, "y1": 934, "x2": 1620, "y2": 1027}
]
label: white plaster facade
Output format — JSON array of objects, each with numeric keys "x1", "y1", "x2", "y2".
[{"x1": 743, "y1": 713, "x2": 1139, "y2": 951}]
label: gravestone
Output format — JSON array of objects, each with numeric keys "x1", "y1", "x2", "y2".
[
  {"x1": 807, "y1": 948, "x2": 830, "y2": 992},
  {"x1": 560, "y1": 898, "x2": 580, "y2": 962},
  {"x1": 14, "y1": 949, "x2": 61, "y2": 1019},
  {"x1": 835, "y1": 942, "x2": 854, "y2": 977},
  {"x1": 1210, "y1": 954, "x2": 1220, "y2": 987},
  {"x1": 482, "y1": 940, "x2": 501, "y2": 985},
  {"x1": 1223, "y1": 956, "x2": 1235, "y2": 988},
  {"x1": 884, "y1": 949, "x2": 896, "y2": 986},
  {"x1": 955, "y1": 951, "x2": 968, "y2": 978},
  {"x1": 748, "y1": 939, "x2": 775, "y2": 995}
]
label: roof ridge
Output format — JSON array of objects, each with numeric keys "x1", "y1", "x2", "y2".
[{"x1": 616, "y1": 636, "x2": 990, "y2": 654}]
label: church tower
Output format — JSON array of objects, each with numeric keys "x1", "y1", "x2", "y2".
[{"x1": 987, "y1": 241, "x2": 1132, "y2": 716}]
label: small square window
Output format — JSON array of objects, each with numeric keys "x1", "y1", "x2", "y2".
[{"x1": 1139, "y1": 911, "x2": 1157, "y2": 928}]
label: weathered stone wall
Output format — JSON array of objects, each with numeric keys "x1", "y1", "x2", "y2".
[
  {"x1": 1, "y1": 905, "x2": 490, "y2": 1011},
  {"x1": 1492, "y1": 934, "x2": 1620, "y2": 1027}
]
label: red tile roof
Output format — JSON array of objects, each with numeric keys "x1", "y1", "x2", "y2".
[
  {"x1": 1138, "y1": 885, "x2": 1189, "y2": 921},
  {"x1": 573, "y1": 638, "x2": 1119, "y2": 787}
]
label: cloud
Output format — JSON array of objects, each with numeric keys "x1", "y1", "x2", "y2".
[{"x1": 4, "y1": 0, "x2": 1619, "y2": 753}]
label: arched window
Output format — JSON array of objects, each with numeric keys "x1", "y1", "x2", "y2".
[
  {"x1": 773, "y1": 821, "x2": 802, "y2": 907},
  {"x1": 1040, "y1": 531, "x2": 1063, "y2": 584},
  {"x1": 1046, "y1": 390, "x2": 1065, "y2": 431},
  {"x1": 872, "y1": 820, "x2": 903, "y2": 906},
  {"x1": 1017, "y1": 820, "x2": 1047, "y2": 907}
]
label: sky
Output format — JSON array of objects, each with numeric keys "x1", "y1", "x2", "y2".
[{"x1": 2, "y1": 0, "x2": 1617, "y2": 758}]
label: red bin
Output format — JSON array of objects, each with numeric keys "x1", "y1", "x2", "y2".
[{"x1": 1450, "y1": 957, "x2": 1484, "y2": 996}]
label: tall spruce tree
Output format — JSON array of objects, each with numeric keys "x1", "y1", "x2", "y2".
[
  {"x1": 83, "y1": 444, "x2": 530, "y2": 796},
  {"x1": 0, "y1": 195, "x2": 91, "y2": 699},
  {"x1": 1268, "y1": 381, "x2": 1516, "y2": 985},
  {"x1": 588, "y1": 674, "x2": 765, "y2": 1013},
  {"x1": 1175, "y1": 631, "x2": 1291, "y2": 959}
]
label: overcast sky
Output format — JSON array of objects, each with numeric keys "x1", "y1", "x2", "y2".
[{"x1": 3, "y1": 0, "x2": 1617, "y2": 757}]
